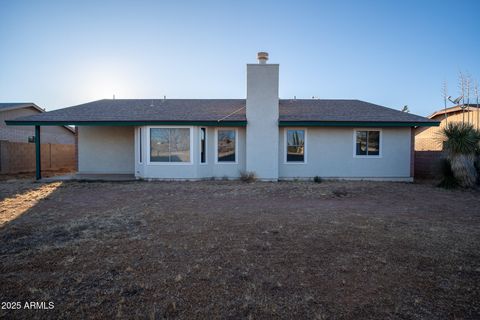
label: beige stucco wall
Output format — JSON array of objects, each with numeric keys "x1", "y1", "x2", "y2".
[
  {"x1": 78, "y1": 126, "x2": 134, "y2": 174},
  {"x1": 279, "y1": 127, "x2": 412, "y2": 180},
  {"x1": 78, "y1": 125, "x2": 413, "y2": 180},
  {"x1": 415, "y1": 109, "x2": 480, "y2": 151},
  {"x1": 0, "y1": 107, "x2": 75, "y2": 144}
]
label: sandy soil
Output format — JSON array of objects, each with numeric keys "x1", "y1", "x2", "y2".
[
  {"x1": 0, "y1": 180, "x2": 479, "y2": 319},
  {"x1": 0, "y1": 169, "x2": 75, "y2": 182}
]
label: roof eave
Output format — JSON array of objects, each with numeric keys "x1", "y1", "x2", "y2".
[
  {"x1": 6, "y1": 120, "x2": 439, "y2": 127},
  {"x1": 278, "y1": 121, "x2": 440, "y2": 127},
  {"x1": 5, "y1": 120, "x2": 248, "y2": 127},
  {"x1": 2, "y1": 104, "x2": 76, "y2": 134},
  {"x1": 428, "y1": 105, "x2": 480, "y2": 118},
  {"x1": 0, "y1": 103, "x2": 44, "y2": 113}
]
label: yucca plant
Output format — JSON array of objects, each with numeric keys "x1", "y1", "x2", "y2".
[
  {"x1": 437, "y1": 159, "x2": 458, "y2": 189},
  {"x1": 442, "y1": 122, "x2": 480, "y2": 188}
]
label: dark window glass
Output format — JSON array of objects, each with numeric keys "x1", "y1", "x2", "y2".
[
  {"x1": 356, "y1": 131, "x2": 367, "y2": 155},
  {"x1": 200, "y1": 128, "x2": 206, "y2": 163},
  {"x1": 368, "y1": 131, "x2": 380, "y2": 155},
  {"x1": 150, "y1": 128, "x2": 190, "y2": 162},
  {"x1": 356, "y1": 130, "x2": 380, "y2": 156},
  {"x1": 286, "y1": 130, "x2": 305, "y2": 162},
  {"x1": 217, "y1": 129, "x2": 236, "y2": 162}
]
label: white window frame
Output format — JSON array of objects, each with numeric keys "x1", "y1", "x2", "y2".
[
  {"x1": 146, "y1": 126, "x2": 194, "y2": 165},
  {"x1": 353, "y1": 128, "x2": 383, "y2": 158},
  {"x1": 284, "y1": 128, "x2": 307, "y2": 164},
  {"x1": 199, "y1": 127, "x2": 208, "y2": 165},
  {"x1": 215, "y1": 127, "x2": 239, "y2": 164}
]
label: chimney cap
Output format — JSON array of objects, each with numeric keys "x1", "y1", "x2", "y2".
[{"x1": 257, "y1": 52, "x2": 269, "y2": 64}]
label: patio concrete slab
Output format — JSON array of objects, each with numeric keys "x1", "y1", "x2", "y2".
[{"x1": 41, "y1": 174, "x2": 136, "y2": 182}]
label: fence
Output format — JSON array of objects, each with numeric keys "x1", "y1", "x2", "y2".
[
  {"x1": 0, "y1": 141, "x2": 76, "y2": 174},
  {"x1": 414, "y1": 151, "x2": 445, "y2": 179}
]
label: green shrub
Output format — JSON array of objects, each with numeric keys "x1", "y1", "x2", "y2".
[{"x1": 313, "y1": 176, "x2": 322, "y2": 183}]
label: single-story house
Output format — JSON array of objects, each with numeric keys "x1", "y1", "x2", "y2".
[
  {"x1": 6, "y1": 52, "x2": 439, "y2": 181},
  {"x1": 416, "y1": 104, "x2": 480, "y2": 151},
  {"x1": 0, "y1": 103, "x2": 75, "y2": 144},
  {"x1": 1, "y1": 103, "x2": 76, "y2": 174}
]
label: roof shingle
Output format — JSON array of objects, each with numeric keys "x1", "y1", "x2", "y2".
[{"x1": 5, "y1": 99, "x2": 437, "y2": 125}]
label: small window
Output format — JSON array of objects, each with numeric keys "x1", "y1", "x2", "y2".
[
  {"x1": 200, "y1": 128, "x2": 206, "y2": 163},
  {"x1": 150, "y1": 128, "x2": 191, "y2": 162},
  {"x1": 356, "y1": 130, "x2": 380, "y2": 156},
  {"x1": 286, "y1": 129, "x2": 305, "y2": 162},
  {"x1": 217, "y1": 129, "x2": 236, "y2": 162},
  {"x1": 139, "y1": 128, "x2": 143, "y2": 163}
]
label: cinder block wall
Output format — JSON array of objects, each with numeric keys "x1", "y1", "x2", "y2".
[{"x1": 0, "y1": 141, "x2": 76, "y2": 174}]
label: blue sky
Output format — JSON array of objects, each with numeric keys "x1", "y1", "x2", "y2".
[{"x1": 0, "y1": 0, "x2": 479, "y2": 116}]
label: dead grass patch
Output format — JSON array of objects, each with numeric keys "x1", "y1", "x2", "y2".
[
  {"x1": 0, "y1": 181, "x2": 62, "y2": 226},
  {"x1": 0, "y1": 180, "x2": 479, "y2": 319}
]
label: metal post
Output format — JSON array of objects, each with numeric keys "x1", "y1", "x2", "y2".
[{"x1": 35, "y1": 125, "x2": 41, "y2": 180}]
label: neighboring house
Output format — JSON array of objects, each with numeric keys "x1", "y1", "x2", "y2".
[
  {"x1": 1, "y1": 103, "x2": 76, "y2": 174},
  {"x1": 415, "y1": 104, "x2": 480, "y2": 151},
  {"x1": 0, "y1": 103, "x2": 75, "y2": 144},
  {"x1": 6, "y1": 52, "x2": 438, "y2": 181}
]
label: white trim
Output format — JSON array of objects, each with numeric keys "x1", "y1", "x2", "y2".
[
  {"x1": 284, "y1": 128, "x2": 307, "y2": 164},
  {"x1": 199, "y1": 127, "x2": 208, "y2": 165},
  {"x1": 352, "y1": 128, "x2": 383, "y2": 158},
  {"x1": 146, "y1": 126, "x2": 194, "y2": 165},
  {"x1": 214, "y1": 127, "x2": 238, "y2": 164}
]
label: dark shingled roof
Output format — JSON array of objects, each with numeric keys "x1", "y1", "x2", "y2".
[
  {"x1": 7, "y1": 99, "x2": 246, "y2": 122},
  {"x1": 5, "y1": 99, "x2": 438, "y2": 126},
  {"x1": 279, "y1": 99, "x2": 433, "y2": 123},
  {"x1": 0, "y1": 102, "x2": 43, "y2": 112}
]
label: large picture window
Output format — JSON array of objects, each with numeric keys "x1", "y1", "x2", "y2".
[
  {"x1": 355, "y1": 130, "x2": 380, "y2": 156},
  {"x1": 286, "y1": 129, "x2": 305, "y2": 162},
  {"x1": 217, "y1": 129, "x2": 236, "y2": 162},
  {"x1": 150, "y1": 128, "x2": 191, "y2": 163}
]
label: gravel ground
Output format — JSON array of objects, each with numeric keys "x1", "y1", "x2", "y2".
[{"x1": 0, "y1": 179, "x2": 479, "y2": 319}]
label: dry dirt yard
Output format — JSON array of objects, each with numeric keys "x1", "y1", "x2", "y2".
[{"x1": 0, "y1": 179, "x2": 479, "y2": 319}]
